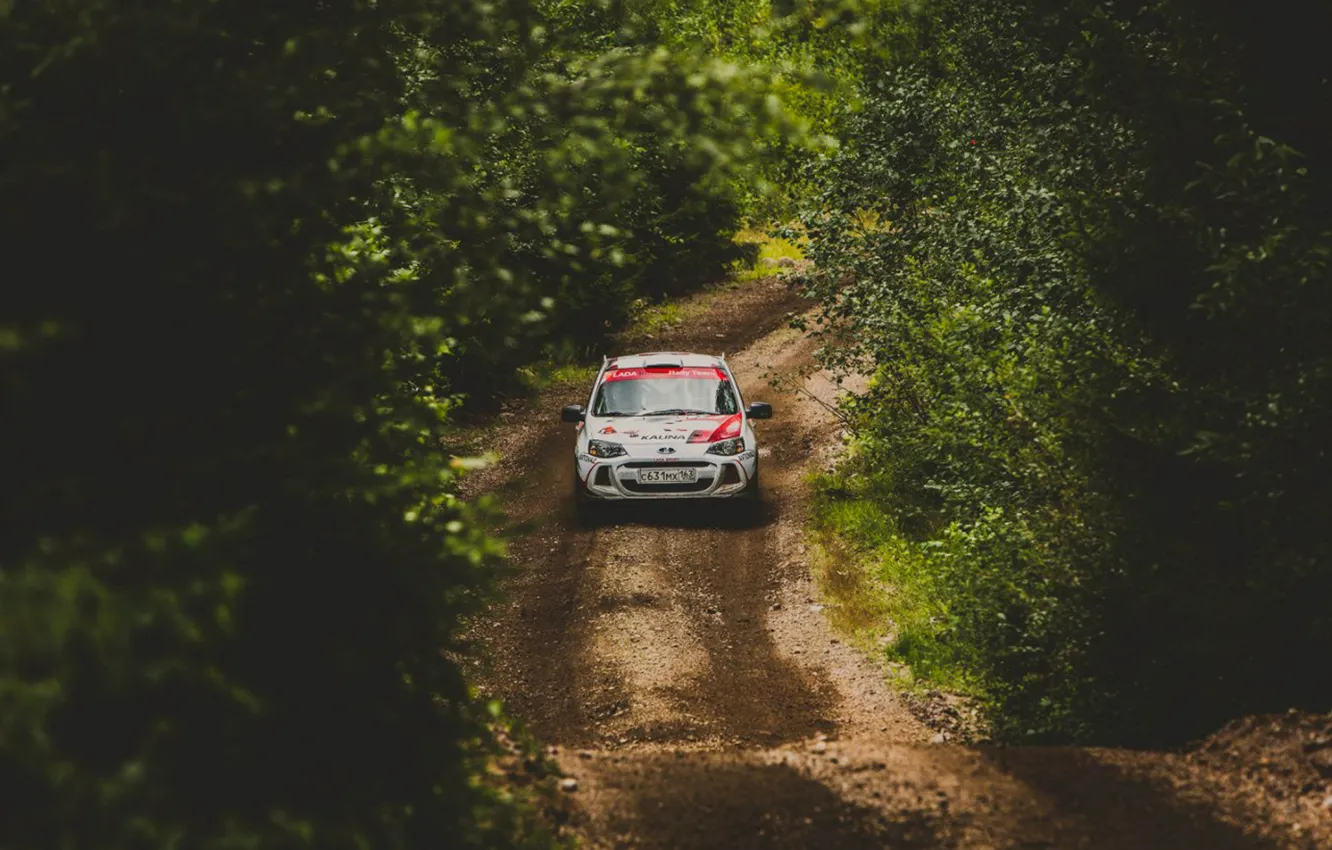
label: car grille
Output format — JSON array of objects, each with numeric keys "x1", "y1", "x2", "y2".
[{"x1": 622, "y1": 461, "x2": 712, "y2": 468}]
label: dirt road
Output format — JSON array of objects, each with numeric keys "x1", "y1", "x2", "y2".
[{"x1": 468, "y1": 277, "x2": 1329, "y2": 849}]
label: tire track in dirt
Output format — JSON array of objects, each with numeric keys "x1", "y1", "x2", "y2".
[
  {"x1": 469, "y1": 275, "x2": 1326, "y2": 849},
  {"x1": 569, "y1": 325, "x2": 858, "y2": 750}
]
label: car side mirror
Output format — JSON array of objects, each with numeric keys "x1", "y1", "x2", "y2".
[
  {"x1": 746, "y1": 401, "x2": 773, "y2": 420},
  {"x1": 561, "y1": 404, "x2": 586, "y2": 423}
]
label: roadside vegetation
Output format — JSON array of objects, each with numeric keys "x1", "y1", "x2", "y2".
[
  {"x1": 801, "y1": 0, "x2": 1332, "y2": 746},
  {"x1": 0, "y1": 1, "x2": 814, "y2": 847},
  {"x1": 4, "y1": 0, "x2": 1331, "y2": 845}
]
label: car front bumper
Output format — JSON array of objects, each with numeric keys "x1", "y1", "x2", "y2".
[{"x1": 576, "y1": 452, "x2": 757, "y2": 500}]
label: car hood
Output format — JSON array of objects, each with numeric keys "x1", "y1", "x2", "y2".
[{"x1": 585, "y1": 413, "x2": 733, "y2": 448}]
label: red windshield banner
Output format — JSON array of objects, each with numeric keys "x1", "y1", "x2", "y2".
[{"x1": 603, "y1": 367, "x2": 726, "y2": 382}]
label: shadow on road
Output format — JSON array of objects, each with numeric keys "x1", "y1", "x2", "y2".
[
  {"x1": 578, "y1": 744, "x2": 1285, "y2": 850},
  {"x1": 572, "y1": 497, "x2": 775, "y2": 532},
  {"x1": 978, "y1": 744, "x2": 1282, "y2": 849},
  {"x1": 585, "y1": 756, "x2": 944, "y2": 850}
]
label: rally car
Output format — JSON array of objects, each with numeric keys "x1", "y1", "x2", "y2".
[{"x1": 561, "y1": 352, "x2": 772, "y2": 514}]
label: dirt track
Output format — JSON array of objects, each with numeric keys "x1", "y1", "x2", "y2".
[{"x1": 468, "y1": 277, "x2": 1330, "y2": 849}]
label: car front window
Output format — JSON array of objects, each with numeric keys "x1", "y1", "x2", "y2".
[{"x1": 593, "y1": 368, "x2": 738, "y2": 416}]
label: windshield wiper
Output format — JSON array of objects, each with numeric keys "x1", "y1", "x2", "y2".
[{"x1": 639, "y1": 408, "x2": 714, "y2": 417}]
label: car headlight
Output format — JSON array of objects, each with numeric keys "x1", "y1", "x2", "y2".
[
  {"x1": 588, "y1": 439, "x2": 627, "y2": 458},
  {"x1": 706, "y1": 437, "x2": 744, "y2": 456}
]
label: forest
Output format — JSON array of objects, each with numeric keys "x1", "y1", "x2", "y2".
[{"x1": 2, "y1": 0, "x2": 1329, "y2": 845}]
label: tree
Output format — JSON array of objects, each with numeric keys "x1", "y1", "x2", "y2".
[{"x1": 0, "y1": 0, "x2": 795, "y2": 845}]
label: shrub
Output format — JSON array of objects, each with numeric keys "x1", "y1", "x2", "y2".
[{"x1": 802, "y1": 0, "x2": 1332, "y2": 744}]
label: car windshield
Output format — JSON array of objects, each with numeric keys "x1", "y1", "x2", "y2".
[{"x1": 593, "y1": 367, "x2": 739, "y2": 417}]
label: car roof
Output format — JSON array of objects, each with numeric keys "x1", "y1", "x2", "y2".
[{"x1": 605, "y1": 352, "x2": 724, "y2": 370}]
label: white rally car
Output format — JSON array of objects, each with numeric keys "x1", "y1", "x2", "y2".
[{"x1": 561, "y1": 352, "x2": 772, "y2": 514}]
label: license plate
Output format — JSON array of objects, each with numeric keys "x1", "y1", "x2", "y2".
[{"x1": 636, "y1": 467, "x2": 698, "y2": 485}]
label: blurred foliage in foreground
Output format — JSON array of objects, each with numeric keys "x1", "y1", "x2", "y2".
[
  {"x1": 801, "y1": 0, "x2": 1332, "y2": 744},
  {"x1": 0, "y1": 0, "x2": 809, "y2": 846}
]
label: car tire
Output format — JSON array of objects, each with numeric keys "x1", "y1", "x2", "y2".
[
  {"x1": 742, "y1": 459, "x2": 761, "y2": 500},
  {"x1": 573, "y1": 465, "x2": 594, "y2": 525},
  {"x1": 737, "y1": 460, "x2": 761, "y2": 523}
]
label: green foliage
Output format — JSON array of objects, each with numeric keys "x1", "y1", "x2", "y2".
[
  {"x1": 551, "y1": 0, "x2": 897, "y2": 219},
  {"x1": 803, "y1": 0, "x2": 1332, "y2": 744},
  {"x1": 0, "y1": 0, "x2": 803, "y2": 845},
  {"x1": 810, "y1": 461, "x2": 966, "y2": 689},
  {"x1": 441, "y1": 8, "x2": 819, "y2": 393},
  {"x1": 727, "y1": 227, "x2": 805, "y2": 281}
]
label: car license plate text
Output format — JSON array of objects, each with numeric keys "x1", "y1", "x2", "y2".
[{"x1": 636, "y1": 468, "x2": 698, "y2": 484}]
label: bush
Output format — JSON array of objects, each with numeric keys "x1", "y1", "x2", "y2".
[{"x1": 802, "y1": 0, "x2": 1332, "y2": 744}]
